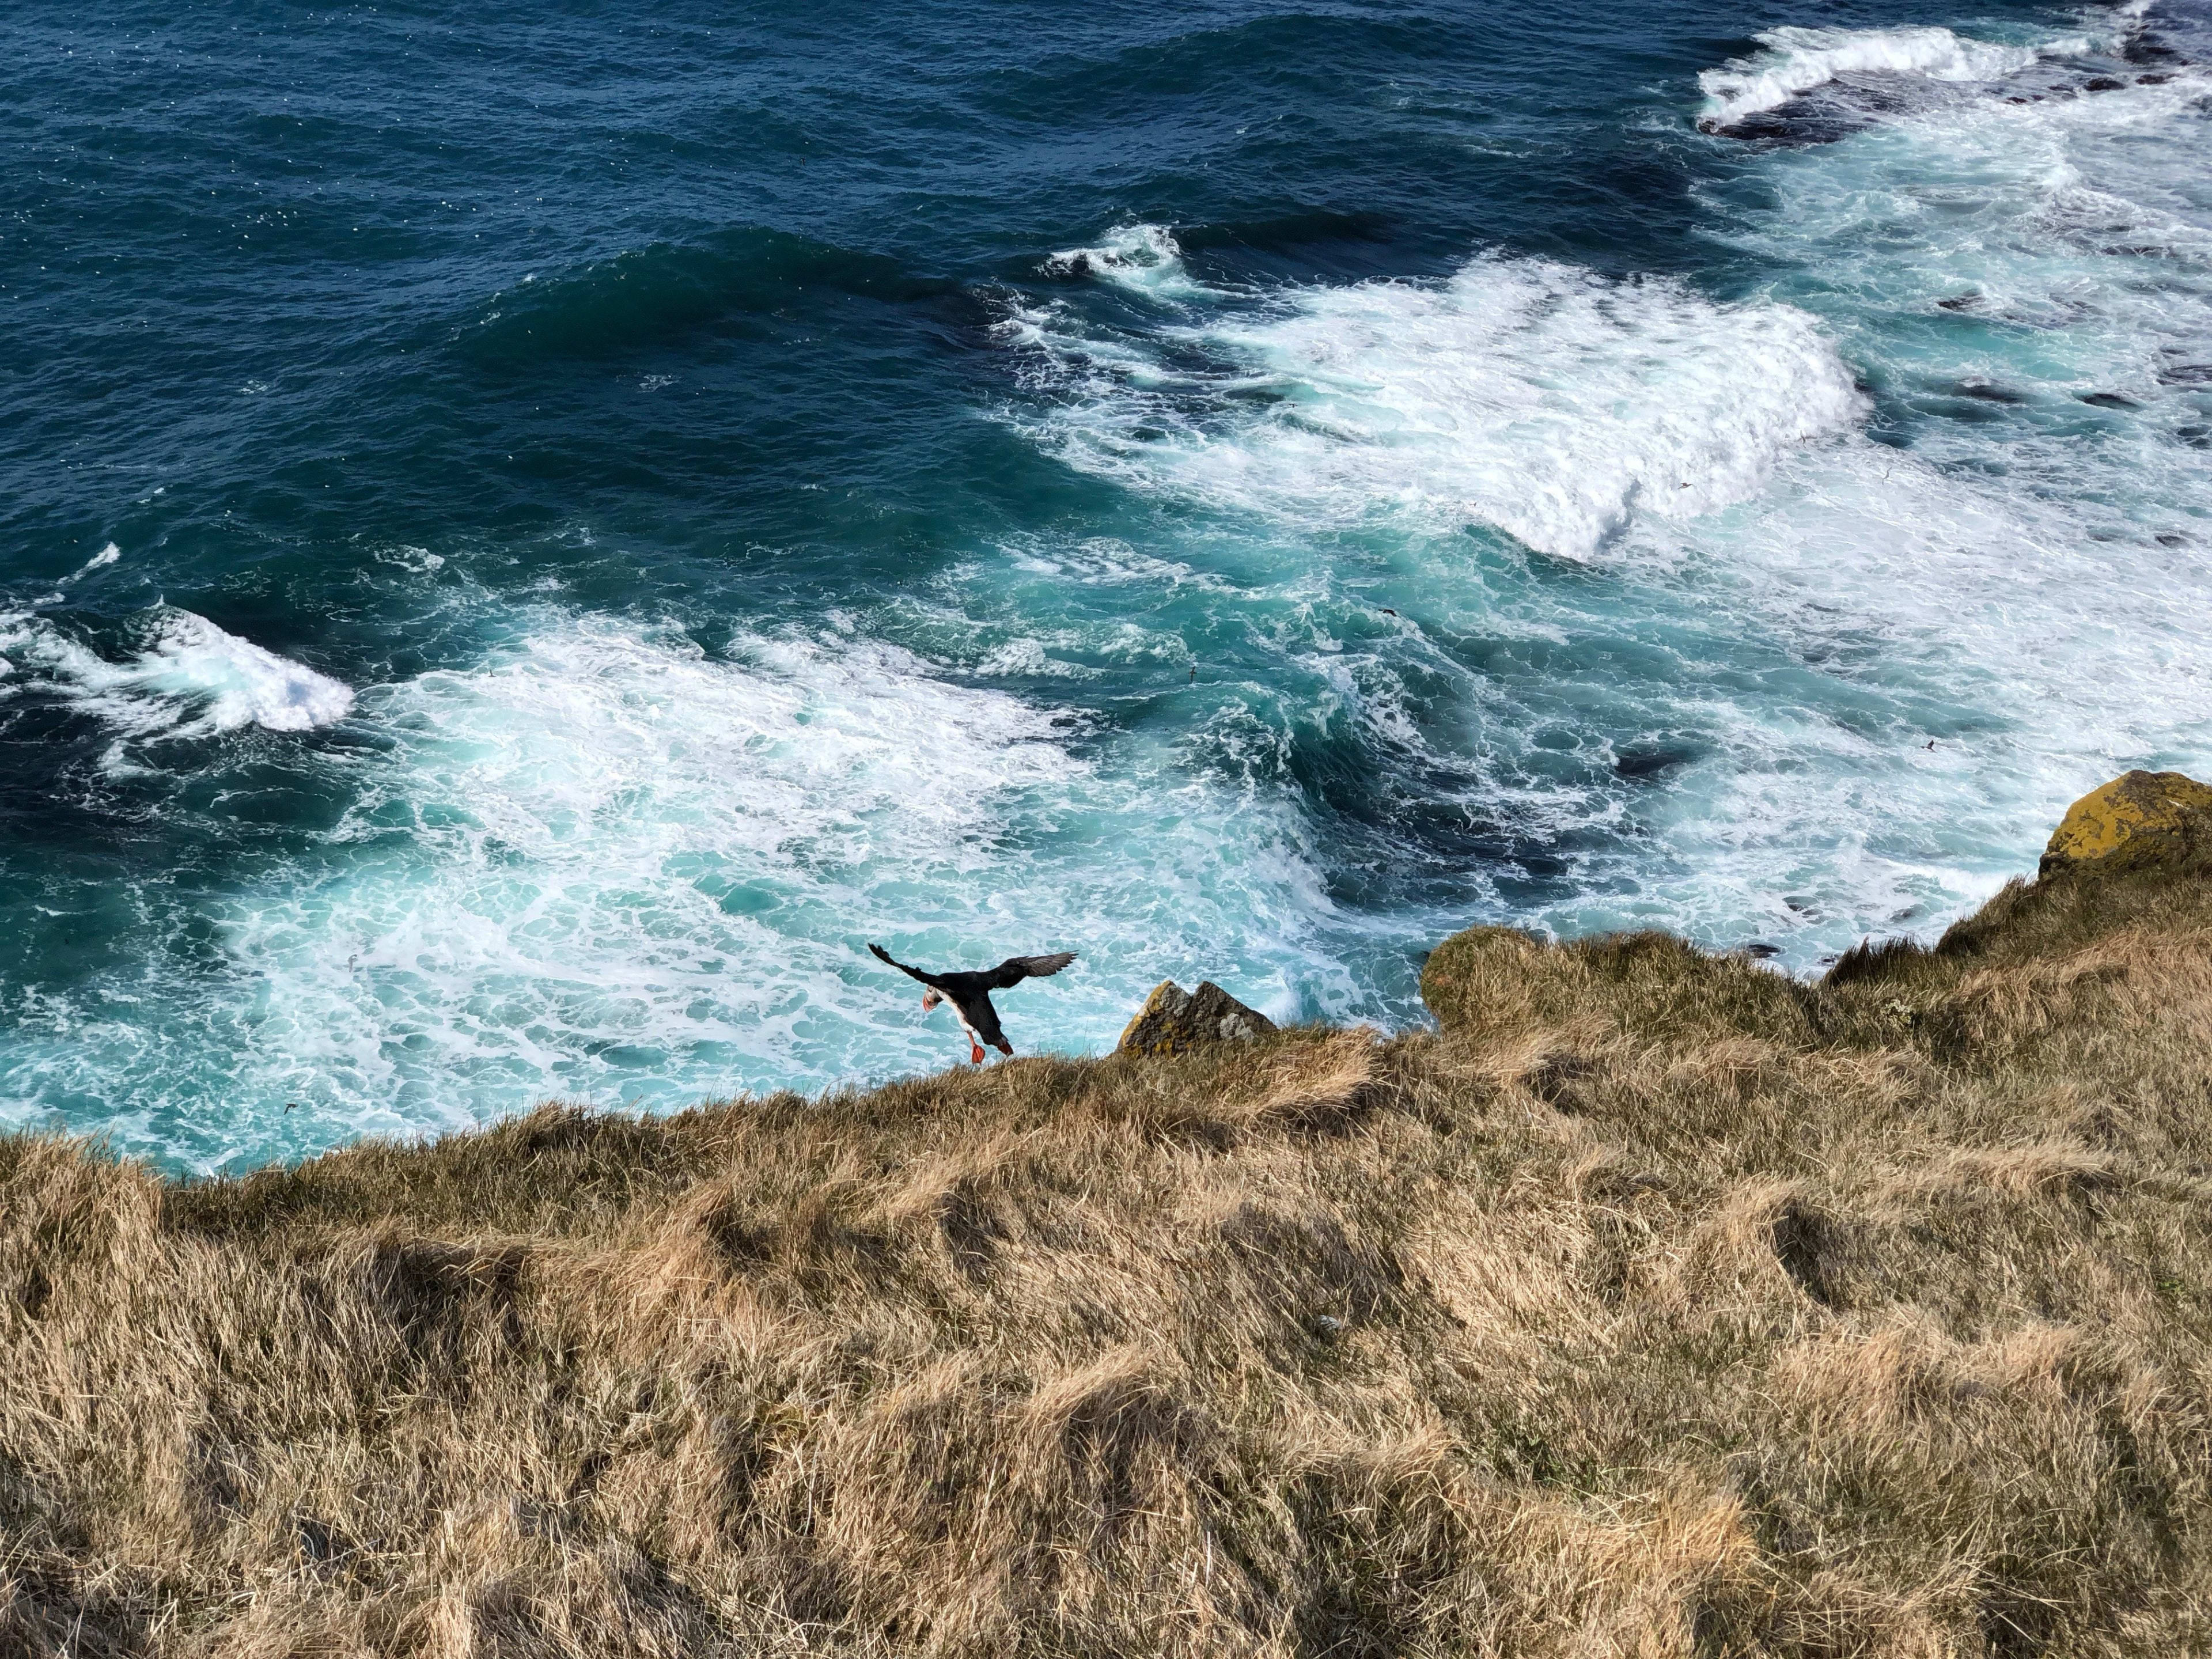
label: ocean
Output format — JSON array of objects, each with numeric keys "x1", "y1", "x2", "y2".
[{"x1": 2, "y1": 0, "x2": 2206, "y2": 1172}]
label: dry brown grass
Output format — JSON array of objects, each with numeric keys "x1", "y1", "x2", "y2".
[{"x1": 5, "y1": 857, "x2": 2212, "y2": 1657}]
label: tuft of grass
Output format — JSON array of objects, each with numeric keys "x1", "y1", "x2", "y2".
[{"x1": 7, "y1": 855, "x2": 2212, "y2": 1656}]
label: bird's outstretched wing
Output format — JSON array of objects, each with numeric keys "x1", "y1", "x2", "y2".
[
  {"x1": 988, "y1": 951, "x2": 1077, "y2": 988},
  {"x1": 870, "y1": 944, "x2": 944, "y2": 987}
]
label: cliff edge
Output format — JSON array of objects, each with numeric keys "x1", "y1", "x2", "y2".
[{"x1": 5, "y1": 774, "x2": 2210, "y2": 1657}]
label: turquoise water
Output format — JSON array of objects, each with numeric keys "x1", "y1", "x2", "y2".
[{"x1": 3, "y1": 0, "x2": 2207, "y2": 1171}]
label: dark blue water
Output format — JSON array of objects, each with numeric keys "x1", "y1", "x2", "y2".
[{"x1": 5, "y1": 0, "x2": 2208, "y2": 1169}]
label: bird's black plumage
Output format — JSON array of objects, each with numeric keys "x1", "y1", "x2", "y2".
[{"x1": 869, "y1": 944, "x2": 1075, "y2": 1056}]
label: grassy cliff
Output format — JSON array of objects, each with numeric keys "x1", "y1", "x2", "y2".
[{"x1": 6, "y1": 777, "x2": 2212, "y2": 1657}]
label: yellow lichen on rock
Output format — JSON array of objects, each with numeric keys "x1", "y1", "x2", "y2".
[
  {"x1": 2039, "y1": 769, "x2": 2212, "y2": 878},
  {"x1": 1117, "y1": 979, "x2": 1276, "y2": 1055}
]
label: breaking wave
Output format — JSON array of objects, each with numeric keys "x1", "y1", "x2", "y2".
[
  {"x1": 1696, "y1": 25, "x2": 2080, "y2": 129},
  {"x1": 0, "y1": 607, "x2": 354, "y2": 742},
  {"x1": 1043, "y1": 224, "x2": 1216, "y2": 301},
  {"x1": 1016, "y1": 248, "x2": 1866, "y2": 560}
]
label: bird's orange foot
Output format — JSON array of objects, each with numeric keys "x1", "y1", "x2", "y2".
[{"x1": 970, "y1": 1043, "x2": 985, "y2": 1065}]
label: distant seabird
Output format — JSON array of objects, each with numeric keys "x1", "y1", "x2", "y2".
[{"x1": 869, "y1": 944, "x2": 1077, "y2": 1063}]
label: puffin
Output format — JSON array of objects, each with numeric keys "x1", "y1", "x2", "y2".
[{"x1": 869, "y1": 944, "x2": 1076, "y2": 1063}]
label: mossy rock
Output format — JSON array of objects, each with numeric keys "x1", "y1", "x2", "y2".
[
  {"x1": 1118, "y1": 980, "x2": 1277, "y2": 1056},
  {"x1": 1825, "y1": 771, "x2": 2212, "y2": 998},
  {"x1": 2040, "y1": 770, "x2": 2212, "y2": 879}
]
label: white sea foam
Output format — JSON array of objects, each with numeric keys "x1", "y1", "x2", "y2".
[
  {"x1": 1003, "y1": 46, "x2": 2212, "y2": 975},
  {"x1": 1024, "y1": 256, "x2": 1867, "y2": 560},
  {"x1": 121, "y1": 610, "x2": 355, "y2": 733},
  {"x1": 1601, "y1": 37, "x2": 2212, "y2": 950},
  {"x1": 1696, "y1": 26, "x2": 2059, "y2": 128},
  {"x1": 1705, "y1": 55, "x2": 2212, "y2": 486},
  {"x1": 1043, "y1": 224, "x2": 1214, "y2": 300},
  {"x1": 66, "y1": 543, "x2": 122, "y2": 582},
  {"x1": 1, "y1": 613, "x2": 1349, "y2": 1169},
  {"x1": 1565, "y1": 437, "x2": 2212, "y2": 956},
  {"x1": 0, "y1": 607, "x2": 354, "y2": 739},
  {"x1": 374, "y1": 544, "x2": 445, "y2": 574}
]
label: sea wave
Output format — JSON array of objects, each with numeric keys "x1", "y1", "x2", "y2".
[
  {"x1": 459, "y1": 226, "x2": 947, "y2": 363},
  {"x1": 0, "y1": 607, "x2": 354, "y2": 742},
  {"x1": 1696, "y1": 26, "x2": 2071, "y2": 130},
  {"x1": 1016, "y1": 251, "x2": 1865, "y2": 561},
  {"x1": 1043, "y1": 224, "x2": 1216, "y2": 301}
]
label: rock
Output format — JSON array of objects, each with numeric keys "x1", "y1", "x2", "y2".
[
  {"x1": 2041, "y1": 770, "x2": 2212, "y2": 879},
  {"x1": 1613, "y1": 744, "x2": 1696, "y2": 779},
  {"x1": 1118, "y1": 980, "x2": 1277, "y2": 1056}
]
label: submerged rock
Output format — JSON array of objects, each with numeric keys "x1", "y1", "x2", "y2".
[
  {"x1": 1118, "y1": 979, "x2": 1277, "y2": 1055},
  {"x1": 2041, "y1": 769, "x2": 2212, "y2": 878}
]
